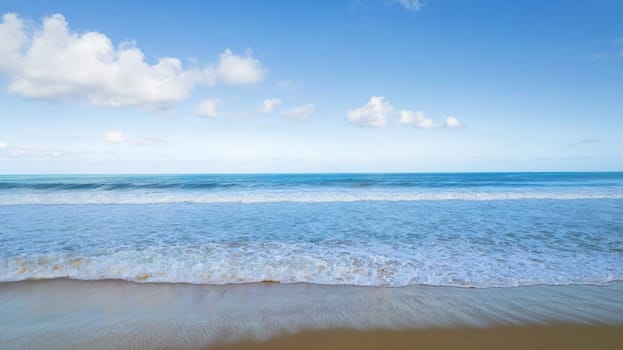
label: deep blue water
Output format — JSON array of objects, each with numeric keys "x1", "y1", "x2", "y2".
[{"x1": 0, "y1": 173, "x2": 622, "y2": 287}]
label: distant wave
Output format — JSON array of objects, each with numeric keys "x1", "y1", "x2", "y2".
[
  {"x1": 0, "y1": 182, "x2": 239, "y2": 190},
  {"x1": 1, "y1": 190, "x2": 622, "y2": 204},
  {"x1": 1, "y1": 173, "x2": 622, "y2": 191}
]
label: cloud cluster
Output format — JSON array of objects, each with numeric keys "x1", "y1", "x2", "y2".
[
  {"x1": 347, "y1": 96, "x2": 393, "y2": 127},
  {"x1": 0, "y1": 13, "x2": 266, "y2": 108},
  {"x1": 348, "y1": 96, "x2": 461, "y2": 128},
  {"x1": 398, "y1": 110, "x2": 435, "y2": 128}
]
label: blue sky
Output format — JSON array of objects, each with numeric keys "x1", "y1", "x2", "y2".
[{"x1": 0, "y1": 0, "x2": 622, "y2": 173}]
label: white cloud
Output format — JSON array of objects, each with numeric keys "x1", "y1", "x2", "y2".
[
  {"x1": 0, "y1": 142, "x2": 7, "y2": 149},
  {"x1": 204, "y1": 49, "x2": 266, "y2": 86},
  {"x1": 260, "y1": 98, "x2": 282, "y2": 113},
  {"x1": 104, "y1": 130, "x2": 125, "y2": 143},
  {"x1": 397, "y1": 0, "x2": 424, "y2": 12},
  {"x1": 398, "y1": 110, "x2": 436, "y2": 128},
  {"x1": 281, "y1": 104, "x2": 316, "y2": 120},
  {"x1": 399, "y1": 110, "x2": 460, "y2": 129},
  {"x1": 347, "y1": 96, "x2": 392, "y2": 127},
  {"x1": 445, "y1": 116, "x2": 460, "y2": 128},
  {"x1": 196, "y1": 98, "x2": 222, "y2": 118},
  {"x1": 0, "y1": 13, "x2": 203, "y2": 107},
  {"x1": 0, "y1": 13, "x2": 267, "y2": 108}
]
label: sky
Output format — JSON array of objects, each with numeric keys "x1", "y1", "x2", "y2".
[{"x1": 0, "y1": 0, "x2": 622, "y2": 173}]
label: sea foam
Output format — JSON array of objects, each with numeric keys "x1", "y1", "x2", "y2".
[{"x1": 1, "y1": 189, "x2": 622, "y2": 204}]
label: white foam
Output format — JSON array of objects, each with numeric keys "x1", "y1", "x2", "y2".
[
  {"x1": 1, "y1": 189, "x2": 622, "y2": 204},
  {"x1": 2, "y1": 242, "x2": 621, "y2": 287}
]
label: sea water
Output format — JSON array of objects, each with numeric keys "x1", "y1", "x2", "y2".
[{"x1": 0, "y1": 172, "x2": 622, "y2": 288}]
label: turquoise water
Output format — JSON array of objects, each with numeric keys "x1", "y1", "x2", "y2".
[{"x1": 0, "y1": 172, "x2": 622, "y2": 287}]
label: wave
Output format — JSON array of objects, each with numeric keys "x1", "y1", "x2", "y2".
[
  {"x1": 1, "y1": 190, "x2": 622, "y2": 204},
  {"x1": 2, "y1": 247, "x2": 620, "y2": 288},
  {"x1": 1, "y1": 173, "x2": 622, "y2": 191}
]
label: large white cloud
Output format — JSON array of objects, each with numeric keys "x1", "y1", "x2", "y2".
[
  {"x1": 0, "y1": 13, "x2": 266, "y2": 108},
  {"x1": 281, "y1": 104, "x2": 316, "y2": 120},
  {"x1": 260, "y1": 98, "x2": 282, "y2": 113},
  {"x1": 347, "y1": 96, "x2": 392, "y2": 127},
  {"x1": 398, "y1": 110, "x2": 436, "y2": 128},
  {"x1": 196, "y1": 98, "x2": 222, "y2": 118}
]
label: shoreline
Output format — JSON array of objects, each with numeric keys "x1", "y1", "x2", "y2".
[
  {"x1": 1, "y1": 279, "x2": 622, "y2": 349},
  {"x1": 4, "y1": 276, "x2": 623, "y2": 288}
]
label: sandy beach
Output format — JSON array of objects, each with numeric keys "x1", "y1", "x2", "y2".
[
  {"x1": 210, "y1": 326, "x2": 623, "y2": 350},
  {"x1": 1, "y1": 279, "x2": 622, "y2": 349}
]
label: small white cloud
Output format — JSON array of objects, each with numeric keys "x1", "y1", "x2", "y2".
[
  {"x1": 104, "y1": 130, "x2": 125, "y2": 143},
  {"x1": 398, "y1": 110, "x2": 436, "y2": 128},
  {"x1": 260, "y1": 98, "x2": 282, "y2": 113},
  {"x1": 445, "y1": 116, "x2": 460, "y2": 128},
  {"x1": 196, "y1": 98, "x2": 222, "y2": 118},
  {"x1": 0, "y1": 142, "x2": 7, "y2": 149},
  {"x1": 396, "y1": 0, "x2": 424, "y2": 12},
  {"x1": 347, "y1": 96, "x2": 392, "y2": 127},
  {"x1": 281, "y1": 104, "x2": 316, "y2": 120},
  {"x1": 204, "y1": 49, "x2": 266, "y2": 86}
]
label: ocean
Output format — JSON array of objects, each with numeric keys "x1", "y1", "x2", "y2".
[{"x1": 1, "y1": 172, "x2": 622, "y2": 288}]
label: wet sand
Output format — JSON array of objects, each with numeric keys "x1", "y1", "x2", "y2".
[
  {"x1": 209, "y1": 326, "x2": 623, "y2": 350},
  {"x1": 1, "y1": 280, "x2": 622, "y2": 349}
]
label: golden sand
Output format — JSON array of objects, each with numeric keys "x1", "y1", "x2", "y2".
[{"x1": 208, "y1": 325, "x2": 623, "y2": 350}]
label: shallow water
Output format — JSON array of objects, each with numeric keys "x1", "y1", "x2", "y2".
[{"x1": 1, "y1": 173, "x2": 622, "y2": 287}]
